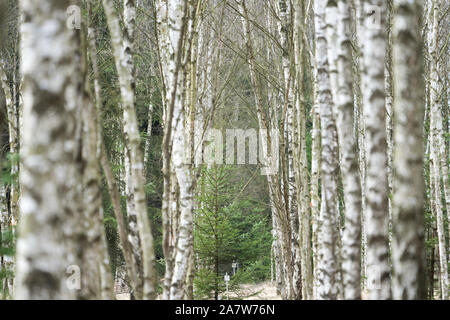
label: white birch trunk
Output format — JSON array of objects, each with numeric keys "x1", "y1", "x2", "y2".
[
  {"x1": 428, "y1": 0, "x2": 449, "y2": 300},
  {"x1": 102, "y1": 0, "x2": 157, "y2": 299},
  {"x1": 310, "y1": 103, "x2": 321, "y2": 300},
  {"x1": 161, "y1": 0, "x2": 195, "y2": 300},
  {"x1": 275, "y1": 0, "x2": 302, "y2": 300},
  {"x1": 122, "y1": 0, "x2": 144, "y2": 299},
  {"x1": 351, "y1": 0, "x2": 368, "y2": 291},
  {"x1": 15, "y1": 0, "x2": 81, "y2": 299},
  {"x1": 359, "y1": 0, "x2": 391, "y2": 299},
  {"x1": 314, "y1": 0, "x2": 342, "y2": 300},
  {"x1": 391, "y1": 0, "x2": 426, "y2": 300},
  {"x1": 293, "y1": 0, "x2": 313, "y2": 299},
  {"x1": 334, "y1": 0, "x2": 363, "y2": 300}
]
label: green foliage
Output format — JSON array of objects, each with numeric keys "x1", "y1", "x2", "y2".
[
  {"x1": 0, "y1": 227, "x2": 14, "y2": 257},
  {"x1": 193, "y1": 268, "x2": 218, "y2": 299},
  {"x1": 238, "y1": 257, "x2": 271, "y2": 283},
  {"x1": 0, "y1": 226, "x2": 15, "y2": 299},
  {"x1": 100, "y1": 178, "x2": 121, "y2": 278},
  {"x1": 1, "y1": 153, "x2": 19, "y2": 186},
  {"x1": 193, "y1": 165, "x2": 271, "y2": 299}
]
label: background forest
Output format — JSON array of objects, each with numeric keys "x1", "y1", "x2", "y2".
[{"x1": 0, "y1": 0, "x2": 449, "y2": 300}]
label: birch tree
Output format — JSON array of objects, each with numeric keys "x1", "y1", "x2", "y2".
[
  {"x1": 351, "y1": 0, "x2": 369, "y2": 291},
  {"x1": 274, "y1": 0, "x2": 302, "y2": 300},
  {"x1": 333, "y1": 0, "x2": 362, "y2": 300},
  {"x1": 15, "y1": 0, "x2": 82, "y2": 299},
  {"x1": 391, "y1": 0, "x2": 426, "y2": 300},
  {"x1": 427, "y1": 0, "x2": 449, "y2": 300},
  {"x1": 359, "y1": 0, "x2": 391, "y2": 299},
  {"x1": 293, "y1": 0, "x2": 313, "y2": 299},
  {"x1": 102, "y1": 0, "x2": 157, "y2": 299},
  {"x1": 314, "y1": 0, "x2": 342, "y2": 300},
  {"x1": 0, "y1": 62, "x2": 18, "y2": 227},
  {"x1": 122, "y1": 0, "x2": 144, "y2": 299},
  {"x1": 157, "y1": 0, "x2": 197, "y2": 300},
  {"x1": 4, "y1": 0, "x2": 450, "y2": 301}
]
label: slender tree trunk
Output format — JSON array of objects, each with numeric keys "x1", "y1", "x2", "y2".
[
  {"x1": 391, "y1": 0, "x2": 426, "y2": 300},
  {"x1": 157, "y1": 0, "x2": 173, "y2": 299},
  {"x1": 350, "y1": 0, "x2": 368, "y2": 292},
  {"x1": 101, "y1": 145, "x2": 140, "y2": 298},
  {"x1": 85, "y1": 5, "x2": 140, "y2": 297},
  {"x1": 314, "y1": 0, "x2": 342, "y2": 300},
  {"x1": 333, "y1": 0, "x2": 363, "y2": 300},
  {"x1": 122, "y1": 0, "x2": 144, "y2": 299},
  {"x1": 430, "y1": 132, "x2": 448, "y2": 300},
  {"x1": 275, "y1": 0, "x2": 302, "y2": 300},
  {"x1": 385, "y1": 0, "x2": 394, "y2": 253},
  {"x1": 15, "y1": 0, "x2": 82, "y2": 299},
  {"x1": 310, "y1": 79, "x2": 321, "y2": 300},
  {"x1": 0, "y1": 61, "x2": 19, "y2": 228},
  {"x1": 0, "y1": 182, "x2": 9, "y2": 298},
  {"x1": 427, "y1": 0, "x2": 449, "y2": 300},
  {"x1": 293, "y1": 0, "x2": 313, "y2": 299},
  {"x1": 359, "y1": 0, "x2": 391, "y2": 299},
  {"x1": 144, "y1": 102, "x2": 154, "y2": 167},
  {"x1": 158, "y1": 0, "x2": 195, "y2": 300},
  {"x1": 102, "y1": 0, "x2": 157, "y2": 299},
  {"x1": 0, "y1": 63, "x2": 15, "y2": 298},
  {"x1": 79, "y1": 22, "x2": 107, "y2": 299}
]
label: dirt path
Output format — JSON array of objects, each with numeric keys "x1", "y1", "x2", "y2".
[
  {"x1": 218, "y1": 281, "x2": 282, "y2": 300},
  {"x1": 228, "y1": 281, "x2": 282, "y2": 300},
  {"x1": 115, "y1": 281, "x2": 281, "y2": 300}
]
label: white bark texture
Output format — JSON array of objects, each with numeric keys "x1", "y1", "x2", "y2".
[
  {"x1": 293, "y1": 0, "x2": 313, "y2": 299},
  {"x1": 15, "y1": 0, "x2": 81, "y2": 299},
  {"x1": 428, "y1": 0, "x2": 449, "y2": 300},
  {"x1": 334, "y1": 0, "x2": 362, "y2": 299},
  {"x1": 351, "y1": 0, "x2": 368, "y2": 291},
  {"x1": 122, "y1": 0, "x2": 144, "y2": 299},
  {"x1": 85, "y1": 8, "x2": 140, "y2": 297},
  {"x1": 310, "y1": 102, "x2": 321, "y2": 300},
  {"x1": 314, "y1": 0, "x2": 342, "y2": 300},
  {"x1": 160, "y1": 0, "x2": 195, "y2": 300},
  {"x1": 157, "y1": 0, "x2": 174, "y2": 301},
  {"x1": 102, "y1": 0, "x2": 157, "y2": 299},
  {"x1": 360, "y1": 0, "x2": 391, "y2": 299},
  {"x1": 391, "y1": 0, "x2": 426, "y2": 300}
]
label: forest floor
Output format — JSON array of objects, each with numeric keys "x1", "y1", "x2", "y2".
[
  {"x1": 115, "y1": 281, "x2": 282, "y2": 300},
  {"x1": 115, "y1": 283, "x2": 375, "y2": 300},
  {"x1": 226, "y1": 281, "x2": 281, "y2": 300}
]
